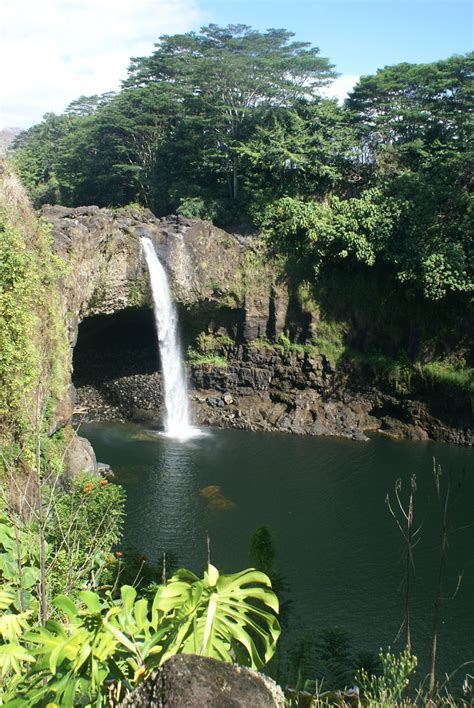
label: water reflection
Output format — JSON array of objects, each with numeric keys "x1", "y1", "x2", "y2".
[{"x1": 147, "y1": 435, "x2": 202, "y2": 569}]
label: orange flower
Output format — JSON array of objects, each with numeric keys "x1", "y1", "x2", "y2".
[
  {"x1": 99, "y1": 479, "x2": 108, "y2": 486},
  {"x1": 83, "y1": 482, "x2": 93, "y2": 493},
  {"x1": 115, "y1": 551, "x2": 123, "y2": 558}
]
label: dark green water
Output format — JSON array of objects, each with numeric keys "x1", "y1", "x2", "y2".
[{"x1": 81, "y1": 423, "x2": 473, "y2": 681}]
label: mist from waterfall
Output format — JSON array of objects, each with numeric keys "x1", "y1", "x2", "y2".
[{"x1": 141, "y1": 237, "x2": 198, "y2": 440}]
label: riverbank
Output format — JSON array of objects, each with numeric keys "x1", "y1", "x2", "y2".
[{"x1": 73, "y1": 340, "x2": 473, "y2": 445}]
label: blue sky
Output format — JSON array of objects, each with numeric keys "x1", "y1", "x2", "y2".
[
  {"x1": 1, "y1": 0, "x2": 471, "y2": 129},
  {"x1": 199, "y1": 0, "x2": 472, "y2": 75}
]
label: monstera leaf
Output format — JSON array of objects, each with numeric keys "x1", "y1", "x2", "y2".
[
  {"x1": 7, "y1": 565, "x2": 280, "y2": 706},
  {"x1": 152, "y1": 564, "x2": 280, "y2": 669}
]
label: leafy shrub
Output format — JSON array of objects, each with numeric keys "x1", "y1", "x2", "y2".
[
  {"x1": 0, "y1": 166, "x2": 69, "y2": 476},
  {"x1": 288, "y1": 627, "x2": 355, "y2": 695},
  {"x1": 46, "y1": 474, "x2": 125, "y2": 597},
  {"x1": 187, "y1": 349, "x2": 228, "y2": 367},
  {"x1": 421, "y1": 361, "x2": 474, "y2": 394},
  {"x1": 277, "y1": 332, "x2": 292, "y2": 351},
  {"x1": 176, "y1": 196, "x2": 218, "y2": 221},
  {"x1": 3, "y1": 564, "x2": 280, "y2": 706},
  {"x1": 187, "y1": 331, "x2": 232, "y2": 367},
  {"x1": 0, "y1": 509, "x2": 41, "y2": 695},
  {"x1": 356, "y1": 647, "x2": 417, "y2": 705},
  {"x1": 310, "y1": 321, "x2": 346, "y2": 366},
  {"x1": 0, "y1": 511, "x2": 40, "y2": 614}
]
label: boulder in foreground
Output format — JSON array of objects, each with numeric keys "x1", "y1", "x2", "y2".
[{"x1": 120, "y1": 653, "x2": 285, "y2": 707}]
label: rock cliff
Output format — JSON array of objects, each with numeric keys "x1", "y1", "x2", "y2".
[{"x1": 41, "y1": 205, "x2": 472, "y2": 446}]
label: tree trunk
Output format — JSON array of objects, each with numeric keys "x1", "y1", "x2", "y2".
[{"x1": 233, "y1": 158, "x2": 238, "y2": 200}]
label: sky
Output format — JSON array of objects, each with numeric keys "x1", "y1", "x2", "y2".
[{"x1": 1, "y1": 0, "x2": 472, "y2": 129}]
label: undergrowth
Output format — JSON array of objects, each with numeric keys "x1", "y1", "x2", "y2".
[
  {"x1": 0, "y1": 162, "x2": 70, "y2": 476},
  {"x1": 187, "y1": 351, "x2": 229, "y2": 367}
]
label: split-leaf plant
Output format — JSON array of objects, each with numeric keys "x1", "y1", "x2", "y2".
[{"x1": 1, "y1": 564, "x2": 280, "y2": 706}]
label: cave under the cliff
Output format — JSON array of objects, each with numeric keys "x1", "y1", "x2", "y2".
[
  {"x1": 73, "y1": 306, "x2": 160, "y2": 389},
  {"x1": 72, "y1": 300, "x2": 245, "y2": 390}
]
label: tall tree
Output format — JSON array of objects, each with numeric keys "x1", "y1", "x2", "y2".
[
  {"x1": 347, "y1": 53, "x2": 473, "y2": 166},
  {"x1": 125, "y1": 24, "x2": 336, "y2": 201},
  {"x1": 237, "y1": 98, "x2": 358, "y2": 216},
  {"x1": 343, "y1": 54, "x2": 474, "y2": 300},
  {"x1": 12, "y1": 113, "x2": 75, "y2": 207}
]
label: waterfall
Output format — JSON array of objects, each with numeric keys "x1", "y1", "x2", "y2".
[{"x1": 141, "y1": 237, "x2": 197, "y2": 440}]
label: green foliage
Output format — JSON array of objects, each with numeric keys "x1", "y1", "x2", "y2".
[
  {"x1": 277, "y1": 332, "x2": 292, "y2": 351},
  {"x1": 314, "y1": 628, "x2": 354, "y2": 692},
  {"x1": 0, "y1": 509, "x2": 40, "y2": 696},
  {"x1": 420, "y1": 360, "x2": 474, "y2": 394},
  {"x1": 249, "y1": 337, "x2": 277, "y2": 350},
  {"x1": 8, "y1": 40, "x2": 473, "y2": 411},
  {"x1": 187, "y1": 350, "x2": 228, "y2": 368},
  {"x1": 346, "y1": 54, "x2": 473, "y2": 301},
  {"x1": 356, "y1": 647, "x2": 418, "y2": 705},
  {"x1": 121, "y1": 201, "x2": 146, "y2": 213},
  {"x1": 186, "y1": 331, "x2": 233, "y2": 367},
  {"x1": 124, "y1": 23, "x2": 336, "y2": 208},
  {"x1": 345, "y1": 350, "x2": 474, "y2": 396},
  {"x1": 11, "y1": 113, "x2": 75, "y2": 208},
  {"x1": 0, "y1": 167, "x2": 69, "y2": 476},
  {"x1": 238, "y1": 101, "x2": 358, "y2": 220},
  {"x1": 288, "y1": 627, "x2": 356, "y2": 695},
  {"x1": 0, "y1": 472, "x2": 126, "y2": 697},
  {"x1": 263, "y1": 189, "x2": 400, "y2": 275},
  {"x1": 0, "y1": 510, "x2": 40, "y2": 613},
  {"x1": 13, "y1": 25, "x2": 336, "y2": 218},
  {"x1": 257, "y1": 54, "x2": 473, "y2": 303},
  {"x1": 347, "y1": 54, "x2": 473, "y2": 156},
  {"x1": 195, "y1": 332, "x2": 221, "y2": 353},
  {"x1": 153, "y1": 563, "x2": 280, "y2": 668},
  {"x1": 311, "y1": 322, "x2": 346, "y2": 367},
  {"x1": 176, "y1": 196, "x2": 218, "y2": 221},
  {"x1": 249, "y1": 326, "x2": 346, "y2": 366},
  {"x1": 0, "y1": 221, "x2": 40, "y2": 420},
  {"x1": 45, "y1": 474, "x2": 125, "y2": 597},
  {"x1": 127, "y1": 277, "x2": 149, "y2": 307},
  {"x1": 4, "y1": 564, "x2": 280, "y2": 706},
  {"x1": 11, "y1": 37, "x2": 472, "y2": 315},
  {"x1": 345, "y1": 350, "x2": 414, "y2": 395}
]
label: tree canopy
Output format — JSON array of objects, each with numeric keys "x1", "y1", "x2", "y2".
[
  {"x1": 10, "y1": 28, "x2": 473, "y2": 303},
  {"x1": 125, "y1": 24, "x2": 337, "y2": 201}
]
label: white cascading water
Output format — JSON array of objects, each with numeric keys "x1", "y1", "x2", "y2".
[{"x1": 141, "y1": 237, "x2": 197, "y2": 440}]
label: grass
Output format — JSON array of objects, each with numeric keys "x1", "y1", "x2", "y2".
[
  {"x1": 190, "y1": 320, "x2": 472, "y2": 397},
  {"x1": 420, "y1": 361, "x2": 474, "y2": 393},
  {"x1": 310, "y1": 321, "x2": 346, "y2": 367},
  {"x1": 186, "y1": 349, "x2": 228, "y2": 368},
  {"x1": 195, "y1": 332, "x2": 234, "y2": 351},
  {"x1": 342, "y1": 350, "x2": 474, "y2": 396},
  {"x1": 186, "y1": 332, "x2": 234, "y2": 367},
  {"x1": 248, "y1": 324, "x2": 473, "y2": 398},
  {"x1": 344, "y1": 350, "x2": 414, "y2": 394},
  {"x1": 249, "y1": 324, "x2": 346, "y2": 367}
]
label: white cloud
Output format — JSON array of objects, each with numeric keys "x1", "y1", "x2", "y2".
[
  {"x1": 319, "y1": 74, "x2": 360, "y2": 103},
  {"x1": 0, "y1": 0, "x2": 205, "y2": 128}
]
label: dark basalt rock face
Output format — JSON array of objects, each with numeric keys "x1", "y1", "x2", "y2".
[
  {"x1": 119, "y1": 654, "x2": 285, "y2": 707},
  {"x1": 73, "y1": 340, "x2": 473, "y2": 444},
  {"x1": 41, "y1": 205, "x2": 472, "y2": 447}
]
